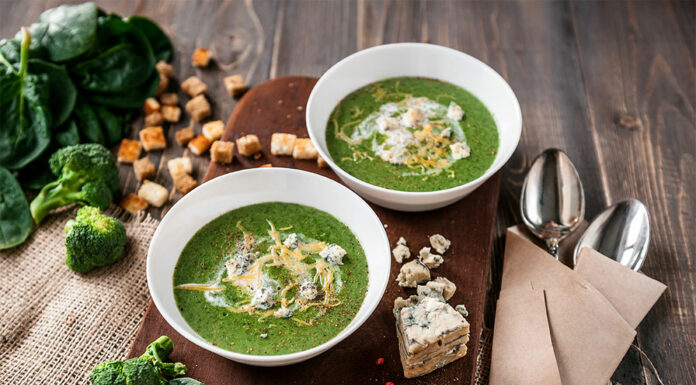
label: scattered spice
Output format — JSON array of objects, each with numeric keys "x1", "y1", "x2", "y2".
[{"x1": 376, "y1": 357, "x2": 385, "y2": 366}]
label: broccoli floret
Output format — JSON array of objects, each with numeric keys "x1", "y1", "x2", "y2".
[
  {"x1": 29, "y1": 143, "x2": 119, "y2": 224},
  {"x1": 90, "y1": 336, "x2": 189, "y2": 385},
  {"x1": 64, "y1": 206, "x2": 126, "y2": 273}
]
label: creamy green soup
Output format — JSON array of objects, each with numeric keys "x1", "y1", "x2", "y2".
[
  {"x1": 325, "y1": 77, "x2": 499, "y2": 191},
  {"x1": 173, "y1": 202, "x2": 368, "y2": 355}
]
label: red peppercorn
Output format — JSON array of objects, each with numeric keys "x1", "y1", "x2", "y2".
[
  {"x1": 385, "y1": 382, "x2": 394, "y2": 385},
  {"x1": 376, "y1": 357, "x2": 385, "y2": 366}
]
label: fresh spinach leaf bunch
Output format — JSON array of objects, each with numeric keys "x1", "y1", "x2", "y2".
[{"x1": 0, "y1": 166, "x2": 33, "y2": 250}]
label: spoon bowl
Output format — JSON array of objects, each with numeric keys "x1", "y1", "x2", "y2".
[
  {"x1": 520, "y1": 149, "x2": 585, "y2": 258},
  {"x1": 573, "y1": 198, "x2": 650, "y2": 271}
]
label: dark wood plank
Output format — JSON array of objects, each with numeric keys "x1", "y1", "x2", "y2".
[{"x1": 129, "y1": 76, "x2": 501, "y2": 385}]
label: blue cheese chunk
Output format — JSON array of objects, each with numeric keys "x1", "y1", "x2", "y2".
[
  {"x1": 250, "y1": 285, "x2": 276, "y2": 310},
  {"x1": 226, "y1": 252, "x2": 256, "y2": 277},
  {"x1": 449, "y1": 142, "x2": 471, "y2": 160},
  {"x1": 392, "y1": 236, "x2": 411, "y2": 263},
  {"x1": 417, "y1": 277, "x2": 456, "y2": 301},
  {"x1": 283, "y1": 233, "x2": 299, "y2": 249},
  {"x1": 273, "y1": 306, "x2": 293, "y2": 318},
  {"x1": 299, "y1": 281, "x2": 318, "y2": 300},
  {"x1": 455, "y1": 304, "x2": 468, "y2": 317},
  {"x1": 429, "y1": 234, "x2": 451, "y2": 254},
  {"x1": 418, "y1": 247, "x2": 444, "y2": 269},
  {"x1": 396, "y1": 260, "x2": 431, "y2": 288},
  {"x1": 447, "y1": 102, "x2": 464, "y2": 121},
  {"x1": 319, "y1": 243, "x2": 346, "y2": 265}
]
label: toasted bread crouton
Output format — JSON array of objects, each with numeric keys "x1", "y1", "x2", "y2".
[
  {"x1": 185, "y1": 95, "x2": 211, "y2": 122},
  {"x1": 175, "y1": 127, "x2": 195, "y2": 147},
  {"x1": 120, "y1": 193, "x2": 148, "y2": 214},
  {"x1": 138, "y1": 180, "x2": 169, "y2": 207},
  {"x1": 167, "y1": 157, "x2": 193, "y2": 177},
  {"x1": 161, "y1": 105, "x2": 181, "y2": 123},
  {"x1": 224, "y1": 74, "x2": 246, "y2": 97},
  {"x1": 292, "y1": 138, "x2": 318, "y2": 160},
  {"x1": 159, "y1": 92, "x2": 178, "y2": 106},
  {"x1": 155, "y1": 72, "x2": 169, "y2": 97},
  {"x1": 317, "y1": 154, "x2": 328, "y2": 168},
  {"x1": 211, "y1": 141, "x2": 234, "y2": 163},
  {"x1": 202, "y1": 120, "x2": 224, "y2": 141},
  {"x1": 181, "y1": 76, "x2": 207, "y2": 97},
  {"x1": 259, "y1": 163, "x2": 272, "y2": 168},
  {"x1": 192, "y1": 48, "x2": 212, "y2": 67},
  {"x1": 270, "y1": 133, "x2": 297, "y2": 156},
  {"x1": 143, "y1": 97, "x2": 160, "y2": 115},
  {"x1": 133, "y1": 157, "x2": 156, "y2": 182},
  {"x1": 117, "y1": 139, "x2": 141, "y2": 164},
  {"x1": 145, "y1": 111, "x2": 164, "y2": 126},
  {"x1": 155, "y1": 60, "x2": 174, "y2": 78},
  {"x1": 188, "y1": 135, "x2": 211, "y2": 155},
  {"x1": 236, "y1": 134, "x2": 261, "y2": 156},
  {"x1": 139, "y1": 126, "x2": 167, "y2": 151},
  {"x1": 173, "y1": 173, "x2": 198, "y2": 195}
]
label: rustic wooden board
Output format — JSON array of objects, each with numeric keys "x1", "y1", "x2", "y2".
[{"x1": 128, "y1": 76, "x2": 501, "y2": 385}]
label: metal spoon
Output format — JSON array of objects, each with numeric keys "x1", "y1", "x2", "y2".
[
  {"x1": 573, "y1": 199, "x2": 650, "y2": 271},
  {"x1": 520, "y1": 149, "x2": 585, "y2": 259}
]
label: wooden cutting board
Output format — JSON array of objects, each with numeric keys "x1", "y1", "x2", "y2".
[{"x1": 128, "y1": 76, "x2": 501, "y2": 385}]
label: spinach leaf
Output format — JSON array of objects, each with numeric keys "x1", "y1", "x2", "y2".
[
  {"x1": 127, "y1": 16, "x2": 173, "y2": 62},
  {"x1": 21, "y1": 2, "x2": 98, "y2": 62},
  {"x1": 0, "y1": 166, "x2": 33, "y2": 250},
  {"x1": 71, "y1": 99, "x2": 104, "y2": 145},
  {"x1": 169, "y1": 378, "x2": 205, "y2": 385},
  {"x1": 93, "y1": 105, "x2": 122, "y2": 144},
  {"x1": 71, "y1": 43, "x2": 151, "y2": 93},
  {"x1": 86, "y1": 69, "x2": 160, "y2": 108},
  {"x1": 28, "y1": 59, "x2": 76, "y2": 127},
  {"x1": 54, "y1": 120, "x2": 81, "y2": 147}
]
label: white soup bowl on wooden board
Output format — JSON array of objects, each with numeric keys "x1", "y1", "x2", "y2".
[
  {"x1": 147, "y1": 168, "x2": 390, "y2": 366},
  {"x1": 306, "y1": 42, "x2": 522, "y2": 211}
]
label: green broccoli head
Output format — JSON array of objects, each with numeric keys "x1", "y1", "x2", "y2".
[
  {"x1": 30, "y1": 143, "x2": 119, "y2": 224},
  {"x1": 90, "y1": 358, "x2": 166, "y2": 385},
  {"x1": 90, "y1": 361, "x2": 127, "y2": 385},
  {"x1": 141, "y1": 336, "x2": 188, "y2": 378},
  {"x1": 64, "y1": 206, "x2": 126, "y2": 273}
]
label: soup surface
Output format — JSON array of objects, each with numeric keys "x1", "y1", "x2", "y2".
[
  {"x1": 174, "y1": 202, "x2": 369, "y2": 355},
  {"x1": 325, "y1": 77, "x2": 499, "y2": 191}
]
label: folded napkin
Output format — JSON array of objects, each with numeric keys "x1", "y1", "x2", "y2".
[{"x1": 490, "y1": 226, "x2": 665, "y2": 385}]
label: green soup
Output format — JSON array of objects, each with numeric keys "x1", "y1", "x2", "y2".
[
  {"x1": 325, "y1": 77, "x2": 499, "y2": 191},
  {"x1": 173, "y1": 202, "x2": 369, "y2": 355}
]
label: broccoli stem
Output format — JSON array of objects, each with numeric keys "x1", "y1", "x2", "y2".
[{"x1": 30, "y1": 181, "x2": 73, "y2": 224}]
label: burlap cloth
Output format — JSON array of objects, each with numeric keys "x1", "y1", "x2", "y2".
[{"x1": 0, "y1": 206, "x2": 158, "y2": 385}]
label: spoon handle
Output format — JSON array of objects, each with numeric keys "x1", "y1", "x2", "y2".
[{"x1": 545, "y1": 238, "x2": 560, "y2": 260}]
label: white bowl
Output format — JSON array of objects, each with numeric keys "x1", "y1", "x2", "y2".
[
  {"x1": 147, "y1": 168, "x2": 390, "y2": 366},
  {"x1": 306, "y1": 43, "x2": 522, "y2": 211}
]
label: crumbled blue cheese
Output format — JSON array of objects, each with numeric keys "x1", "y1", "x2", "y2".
[
  {"x1": 429, "y1": 234, "x2": 451, "y2": 254},
  {"x1": 402, "y1": 107, "x2": 426, "y2": 127},
  {"x1": 283, "y1": 233, "x2": 299, "y2": 249},
  {"x1": 273, "y1": 306, "x2": 293, "y2": 318},
  {"x1": 250, "y1": 285, "x2": 275, "y2": 310},
  {"x1": 394, "y1": 295, "x2": 468, "y2": 350},
  {"x1": 447, "y1": 102, "x2": 464, "y2": 121},
  {"x1": 319, "y1": 243, "x2": 346, "y2": 265},
  {"x1": 418, "y1": 277, "x2": 456, "y2": 301},
  {"x1": 455, "y1": 304, "x2": 469, "y2": 317},
  {"x1": 260, "y1": 333, "x2": 268, "y2": 339},
  {"x1": 226, "y1": 252, "x2": 256, "y2": 277},
  {"x1": 396, "y1": 260, "x2": 431, "y2": 288},
  {"x1": 392, "y1": 236, "x2": 411, "y2": 263},
  {"x1": 449, "y1": 142, "x2": 471, "y2": 160},
  {"x1": 418, "y1": 247, "x2": 444, "y2": 269},
  {"x1": 299, "y1": 281, "x2": 318, "y2": 300}
]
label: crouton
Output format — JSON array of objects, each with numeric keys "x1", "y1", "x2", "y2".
[
  {"x1": 120, "y1": 193, "x2": 148, "y2": 214},
  {"x1": 270, "y1": 133, "x2": 296, "y2": 156},
  {"x1": 161, "y1": 105, "x2": 181, "y2": 123},
  {"x1": 185, "y1": 95, "x2": 211, "y2": 122},
  {"x1": 155, "y1": 60, "x2": 174, "y2": 78},
  {"x1": 175, "y1": 126, "x2": 195, "y2": 147},
  {"x1": 145, "y1": 111, "x2": 164, "y2": 126},
  {"x1": 259, "y1": 163, "x2": 272, "y2": 168},
  {"x1": 292, "y1": 138, "x2": 318, "y2": 160},
  {"x1": 133, "y1": 157, "x2": 156, "y2": 182},
  {"x1": 167, "y1": 157, "x2": 193, "y2": 177},
  {"x1": 188, "y1": 135, "x2": 211, "y2": 155},
  {"x1": 236, "y1": 134, "x2": 261, "y2": 156},
  {"x1": 159, "y1": 92, "x2": 178, "y2": 106},
  {"x1": 138, "y1": 180, "x2": 169, "y2": 207},
  {"x1": 181, "y1": 76, "x2": 207, "y2": 97},
  {"x1": 192, "y1": 48, "x2": 212, "y2": 67},
  {"x1": 224, "y1": 74, "x2": 246, "y2": 97},
  {"x1": 173, "y1": 173, "x2": 198, "y2": 195},
  {"x1": 211, "y1": 141, "x2": 234, "y2": 163},
  {"x1": 202, "y1": 120, "x2": 225, "y2": 141},
  {"x1": 317, "y1": 154, "x2": 328, "y2": 168},
  {"x1": 143, "y1": 97, "x2": 160, "y2": 115},
  {"x1": 155, "y1": 72, "x2": 169, "y2": 97},
  {"x1": 117, "y1": 139, "x2": 141, "y2": 164},
  {"x1": 139, "y1": 126, "x2": 167, "y2": 151}
]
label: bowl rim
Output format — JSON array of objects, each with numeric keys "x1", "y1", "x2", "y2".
[
  {"x1": 306, "y1": 42, "x2": 522, "y2": 197},
  {"x1": 146, "y1": 167, "x2": 391, "y2": 364}
]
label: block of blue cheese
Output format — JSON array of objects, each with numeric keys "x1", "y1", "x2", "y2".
[{"x1": 393, "y1": 291, "x2": 470, "y2": 378}]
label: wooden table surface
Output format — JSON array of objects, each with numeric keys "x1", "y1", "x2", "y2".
[{"x1": 3, "y1": 1, "x2": 694, "y2": 384}]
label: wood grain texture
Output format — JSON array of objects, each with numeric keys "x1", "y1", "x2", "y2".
[
  {"x1": 2, "y1": 0, "x2": 693, "y2": 383},
  {"x1": 128, "y1": 76, "x2": 501, "y2": 385}
]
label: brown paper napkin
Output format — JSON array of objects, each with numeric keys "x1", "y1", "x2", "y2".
[
  {"x1": 490, "y1": 289, "x2": 562, "y2": 385},
  {"x1": 574, "y1": 247, "x2": 667, "y2": 328},
  {"x1": 492, "y1": 226, "x2": 637, "y2": 385}
]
